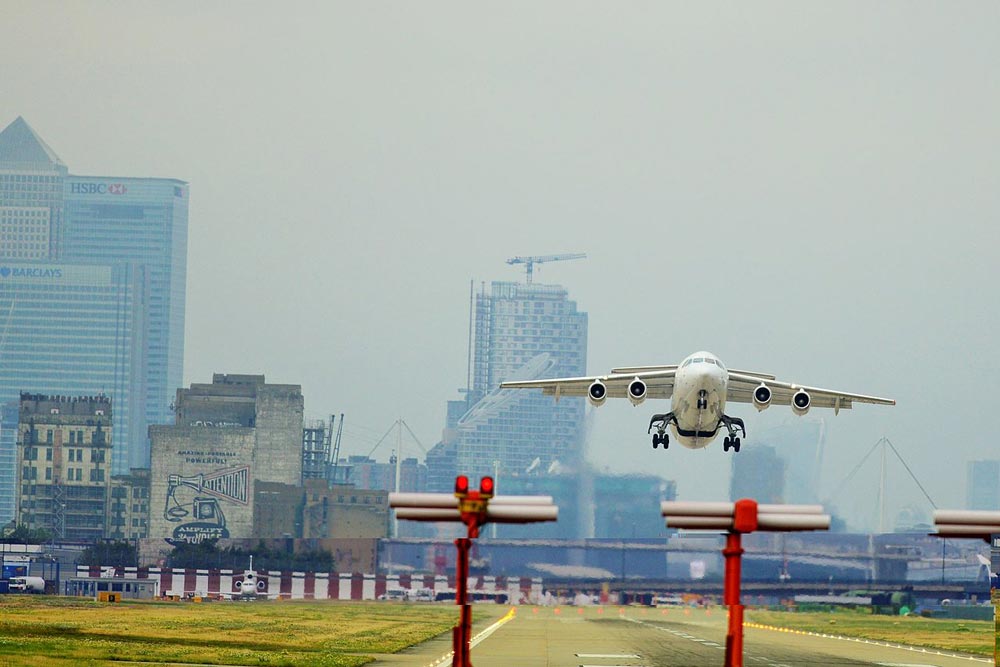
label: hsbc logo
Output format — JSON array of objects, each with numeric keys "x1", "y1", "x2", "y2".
[{"x1": 70, "y1": 182, "x2": 128, "y2": 196}]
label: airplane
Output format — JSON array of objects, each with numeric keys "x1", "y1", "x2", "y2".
[
  {"x1": 233, "y1": 556, "x2": 267, "y2": 600},
  {"x1": 499, "y1": 350, "x2": 894, "y2": 452}
]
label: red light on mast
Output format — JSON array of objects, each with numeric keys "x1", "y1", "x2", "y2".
[
  {"x1": 479, "y1": 476, "x2": 494, "y2": 497},
  {"x1": 455, "y1": 475, "x2": 470, "y2": 496}
]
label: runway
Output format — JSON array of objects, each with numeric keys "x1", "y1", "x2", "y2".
[{"x1": 372, "y1": 606, "x2": 990, "y2": 667}]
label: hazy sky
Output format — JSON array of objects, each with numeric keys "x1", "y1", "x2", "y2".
[{"x1": 2, "y1": 2, "x2": 998, "y2": 529}]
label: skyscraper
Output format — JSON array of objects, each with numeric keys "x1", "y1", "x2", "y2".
[
  {"x1": 0, "y1": 117, "x2": 67, "y2": 261},
  {"x1": 63, "y1": 175, "x2": 188, "y2": 469},
  {"x1": 0, "y1": 262, "x2": 144, "y2": 487},
  {"x1": 0, "y1": 117, "x2": 188, "y2": 476},
  {"x1": 966, "y1": 459, "x2": 1000, "y2": 510},
  {"x1": 428, "y1": 281, "x2": 588, "y2": 489},
  {"x1": 729, "y1": 444, "x2": 786, "y2": 504}
]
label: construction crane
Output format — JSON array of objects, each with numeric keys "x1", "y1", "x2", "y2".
[{"x1": 506, "y1": 253, "x2": 586, "y2": 284}]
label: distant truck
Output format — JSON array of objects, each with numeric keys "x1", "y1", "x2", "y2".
[{"x1": 8, "y1": 576, "x2": 45, "y2": 594}]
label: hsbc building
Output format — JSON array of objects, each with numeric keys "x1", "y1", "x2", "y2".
[{"x1": 64, "y1": 176, "x2": 189, "y2": 475}]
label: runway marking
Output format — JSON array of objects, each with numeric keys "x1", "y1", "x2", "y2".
[
  {"x1": 744, "y1": 622, "x2": 991, "y2": 664},
  {"x1": 576, "y1": 655, "x2": 642, "y2": 659},
  {"x1": 422, "y1": 607, "x2": 517, "y2": 667}
]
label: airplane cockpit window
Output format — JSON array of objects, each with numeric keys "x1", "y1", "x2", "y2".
[
  {"x1": 693, "y1": 358, "x2": 705, "y2": 364},
  {"x1": 682, "y1": 359, "x2": 692, "y2": 367}
]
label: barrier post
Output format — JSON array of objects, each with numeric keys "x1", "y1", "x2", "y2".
[{"x1": 723, "y1": 531, "x2": 744, "y2": 667}]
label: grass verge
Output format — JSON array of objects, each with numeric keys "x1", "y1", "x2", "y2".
[
  {"x1": 0, "y1": 596, "x2": 467, "y2": 666},
  {"x1": 745, "y1": 608, "x2": 994, "y2": 657}
]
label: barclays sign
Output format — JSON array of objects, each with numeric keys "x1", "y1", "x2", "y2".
[
  {"x1": 0, "y1": 266, "x2": 63, "y2": 279},
  {"x1": 70, "y1": 182, "x2": 128, "y2": 195}
]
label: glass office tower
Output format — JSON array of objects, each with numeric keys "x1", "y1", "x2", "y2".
[
  {"x1": 0, "y1": 262, "x2": 143, "y2": 478},
  {"x1": 63, "y1": 176, "x2": 188, "y2": 471},
  {"x1": 0, "y1": 117, "x2": 67, "y2": 261}
]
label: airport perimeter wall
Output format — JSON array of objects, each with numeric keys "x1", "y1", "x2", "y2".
[{"x1": 74, "y1": 565, "x2": 541, "y2": 601}]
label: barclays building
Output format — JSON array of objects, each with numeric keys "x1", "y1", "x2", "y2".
[{"x1": 0, "y1": 262, "x2": 144, "y2": 520}]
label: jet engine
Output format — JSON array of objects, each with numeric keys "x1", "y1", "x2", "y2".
[
  {"x1": 752, "y1": 383, "x2": 772, "y2": 411},
  {"x1": 627, "y1": 377, "x2": 647, "y2": 406},
  {"x1": 587, "y1": 380, "x2": 608, "y2": 406},
  {"x1": 791, "y1": 389, "x2": 811, "y2": 415}
]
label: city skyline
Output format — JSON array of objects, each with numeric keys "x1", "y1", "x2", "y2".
[
  {"x1": 1, "y1": 3, "x2": 998, "y2": 531},
  {"x1": 0, "y1": 116, "x2": 188, "y2": 476}
]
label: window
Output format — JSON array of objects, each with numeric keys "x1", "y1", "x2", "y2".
[
  {"x1": 46, "y1": 430, "x2": 53, "y2": 444},
  {"x1": 90, "y1": 469, "x2": 105, "y2": 482},
  {"x1": 45, "y1": 449, "x2": 52, "y2": 461},
  {"x1": 91, "y1": 449, "x2": 105, "y2": 463},
  {"x1": 68, "y1": 450, "x2": 75, "y2": 463},
  {"x1": 69, "y1": 431, "x2": 76, "y2": 444},
  {"x1": 45, "y1": 468, "x2": 51, "y2": 481}
]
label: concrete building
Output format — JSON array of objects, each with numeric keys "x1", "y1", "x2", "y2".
[
  {"x1": 106, "y1": 468, "x2": 150, "y2": 541},
  {"x1": 16, "y1": 393, "x2": 112, "y2": 542},
  {"x1": 148, "y1": 374, "x2": 303, "y2": 545},
  {"x1": 0, "y1": 116, "x2": 189, "y2": 478},
  {"x1": 301, "y1": 479, "x2": 388, "y2": 540},
  {"x1": 966, "y1": 459, "x2": 1000, "y2": 510},
  {"x1": 428, "y1": 281, "x2": 588, "y2": 490}
]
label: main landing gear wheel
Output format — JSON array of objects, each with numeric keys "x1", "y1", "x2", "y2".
[
  {"x1": 652, "y1": 433, "x2": 669, "y2": 449},
  {"x1": 723, "y1": 437, "x2": 742, "y2": 453}
]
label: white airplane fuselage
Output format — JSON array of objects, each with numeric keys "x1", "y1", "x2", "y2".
[{"x1": 670, "y1": 351, "x2": 728, "y2": 449}]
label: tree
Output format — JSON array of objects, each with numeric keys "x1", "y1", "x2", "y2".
[
  {"x1": 0, "y1": 524, "x2": 51, "y2": 544},
  {"x1": 79, "y1": 541, "x2": 138, "y2": 568}
]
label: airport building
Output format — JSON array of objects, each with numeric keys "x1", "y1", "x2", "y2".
[
  {"x1": 148, "y1": 375, "x2": 304, "y2": 545},
  {"x1": 15, "y1": 393, "x2": 113, "y2": 542},
  {"x1": 428, "y1": 281, "x2": 588, "y2": 490}
]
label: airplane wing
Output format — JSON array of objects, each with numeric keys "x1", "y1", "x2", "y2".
[
  {"x1": 501, "y1": 369, "x2": 676, "y2": 400},
  {"x1": 726, "y1": 371, "x2": 895, "y2": 412}
]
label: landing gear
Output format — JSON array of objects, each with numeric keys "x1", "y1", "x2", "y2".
[
  {"x1": 648, "y1": 412, "x2": 677, "y2": 451},
  {"x1": 697, "y1": 389, "x2": 708, "y2": 410},
  {"x1": 718, "y1": 414, "x2": 746, "y2": 453}
]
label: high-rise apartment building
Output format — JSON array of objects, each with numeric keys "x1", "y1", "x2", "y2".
[
  {"x1": 0, "y1": 117, "x2": 189, "y2": 476},
  {"x1": 966, "y1": 459, "x2": 1000, "y2": 510},
  {"x1": 428, "y1": 281, "x2": 588, "y2": 490},
  {"x1": 16, "y1": 393, "x2": 113, "y2": 542}
]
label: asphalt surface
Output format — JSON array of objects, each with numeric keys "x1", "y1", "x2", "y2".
[{"x1": 371, "y1": 605, "x2": 992, "y2": 667}]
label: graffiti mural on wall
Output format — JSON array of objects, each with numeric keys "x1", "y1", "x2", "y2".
[{"x1": 163, "y1": 466, "x2": 250, "y2": 544}]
